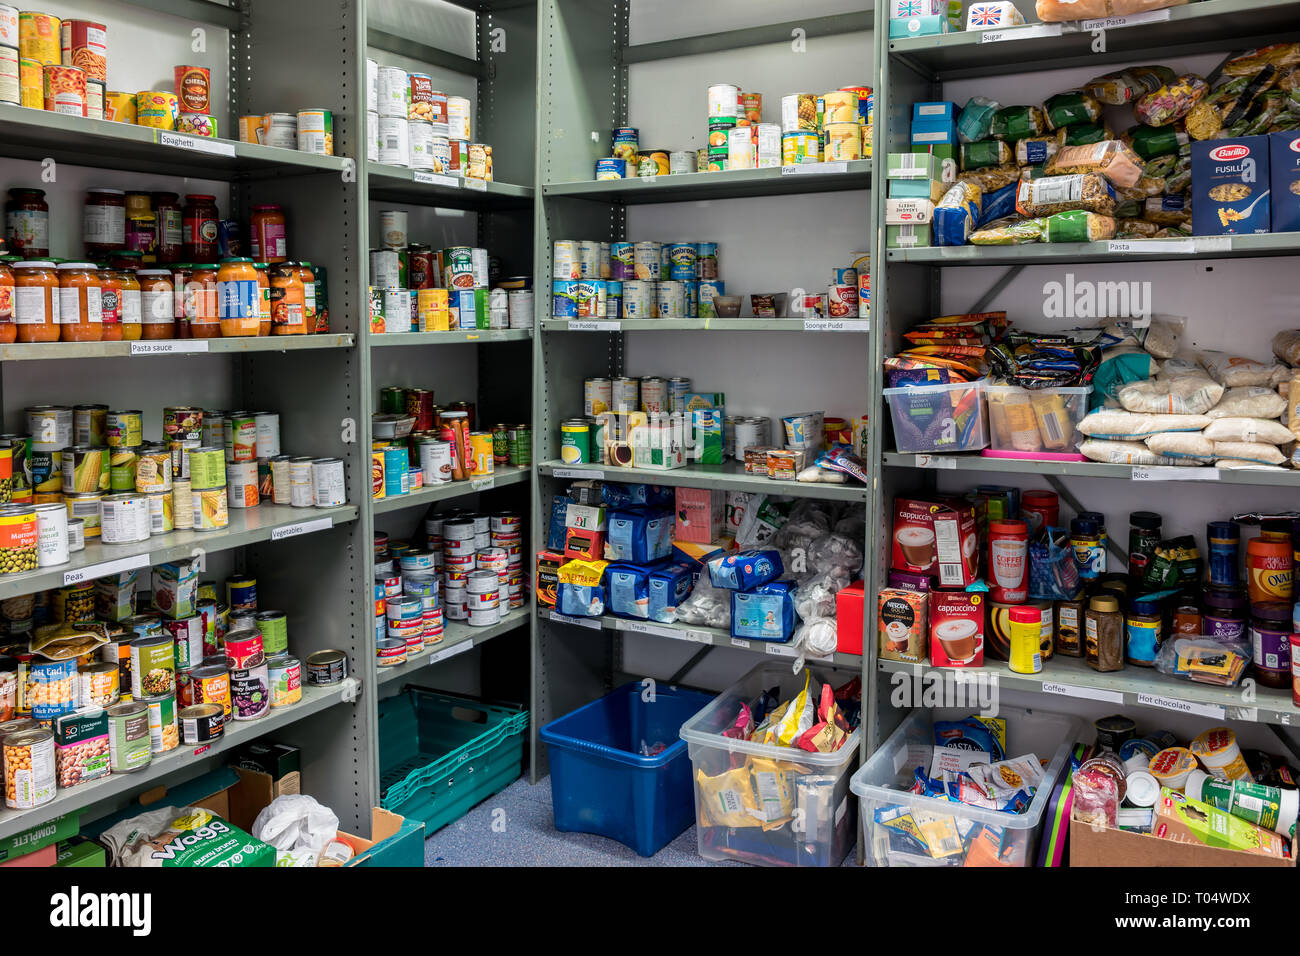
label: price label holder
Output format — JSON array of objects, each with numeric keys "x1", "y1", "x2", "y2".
[
  {"x1": 1194, "y1": 236, "x2": 1232, "y2": 254},
  {"x1": 566, "y1": 320, "x2": 620, "y2": 331},
  {"x1": 157, "y1": 131, "x2": 237, "y2": 156},
  {"x1": 270, "y1": 516, "x2": 334, "y2": 541},
  {"x1": 463, "y1": 178, "x2": 488, "y2": 192},
  {"x1": 1137, "y1": 692, "x2": 1225, "y2": 719},
  {"x1": 1080, "y1": 8, "x2": 1171, "y2": 29},
  {"x1": 64, "y1": 552, "x2": 151, "y2": 586},
  {"x1": 803, "y1": 319, "x2": 869, "y2": 332},
  {"x1": 549, "y1": 611, "x2": 603, "y2": 630},
  {"x1": 730, "y1": 638, "x2": 751, "y2": 649},
  {"x1": 1131, "y1": 466, "x2": 1220, "y2": 482},
  {"x1": 624, "y1": 621, "x2": 682, "y2": 640},
  {"x1": 130, "y1": 340, "x2": 209, "y2": 355},
  {"x1": 470, "y1": 476, "x2": 495, "y2": 492},
  {"x1": 980, "y1": 23, "x2": 1063, "y2": 42},
  {"x1": 413, "y1": 171, "x2": 459, "y2": 188},
  {"x1": 1106, "y1": 238, "x2": 1196, "y2": 254},
  {"x1": 780, "y1": 161, "x2": 848, "y2": 176},
  {"x1": 683, "y1": 629, "x2": 714, "y2": 645},
  {"x1": 915, "y1": 454, "x2": 956, "y2": 469},
  {"x1": 1040, "y1": 681, "x2": 1124, "y2": 704},
  {"x1": 552, "y1": 468, "x2": 604, "y2": 480},
  {"x1": 426, "y1": 640, "x2": 475, "y2": 665}
]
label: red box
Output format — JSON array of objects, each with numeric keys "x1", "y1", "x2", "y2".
[
  {"x1": 836, "y1": 581, "x2": 865, "y2": 654},
  {"x1": 674, "y1": 487, "x2": 724, "y2": 543},
  {"x1": 0, "y1": 843, "x2": 57, "y2": 867},
  {"x1": 564, "y1": 526, "x2": 605, "y2": 561},
  {"x1": 928, "y1": 590, "x2": 985, "y2": 667},
  {"x1": 892, "y1": 496, "x2": 979, "y2": 587}
]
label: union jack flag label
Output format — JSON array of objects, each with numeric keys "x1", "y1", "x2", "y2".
[{"x1": 969, "y1": 4, "x2": 1005, "y2": 25}]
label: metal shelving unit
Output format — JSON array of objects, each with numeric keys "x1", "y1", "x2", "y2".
[
  {"x1": 0, "y1": 334, "x2": 355, "y2": 362},
  {"x1": 867, "y1": 0, "x2": 1300, "y2": 757},
  {"x1": 377, "y1": 607, "x2": 532, "y2": 686},
  {"x1": 529, "y1": 0, "x2": 875, "y2": 786}
]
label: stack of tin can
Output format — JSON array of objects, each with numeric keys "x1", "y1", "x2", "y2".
[
  {"x1": 366, "y1": 58, "x2": 488, "y2": 179},
  {"x1": 780, "y1": 87, "x2": 873, "y2": 167},
  {"x1": 551, "y1": 239, "x2": 724, "y2": 320},
  {"x1": 562, "y1": 375, "x2": 695, "y2": 466}
]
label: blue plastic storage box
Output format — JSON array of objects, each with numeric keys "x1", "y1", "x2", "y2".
[{"x1": 540, "y1": 682, "x2": 715, "y2": 857}]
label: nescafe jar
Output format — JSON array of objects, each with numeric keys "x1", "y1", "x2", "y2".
[{"x1": 182, "y1": 194, "x2": 219, "y2": 262}]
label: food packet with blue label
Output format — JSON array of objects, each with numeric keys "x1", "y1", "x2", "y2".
[
  {"x1": 605, "y1": 562, "x2": 656, "y2": 619},
  {"x1": 647, "y1": 563, "x2": 693, "y2": 623},
  {"x1": 934, "y1": 180, "x2": 983, "y2": 246},
  {"x1": 933, "y1": 716, "x2": 1006, "y2": 760},
  {"x1": 605, "y1": 508, "x2": 673, "y2": 564},
  {"x1": 602, "y1": 482, "x2": 673, "y2": 509},
  {"x1": 547, "y1": 495, "x2": 573, "y2": 550},
  {"x1": 556, "y1": 558, "x2": 609, "y2": 617},
  {"x1": 731, "y1": 580, "x2": 797, "y2": 642},
  {"x1": 707, "y1": 548, "x2": 784, "y2": 590}
]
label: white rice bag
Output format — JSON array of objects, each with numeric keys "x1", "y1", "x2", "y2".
[
  {"x1": 1201, "y1": 417, "x2": 1295, "y2": 445},
  {"x1": 1213, "y1": 441, "x2": 1287, "y2": 465},
  {"x1": 1217, "y1": 460, "x2": 1289, "y2": 472},
  {"x1": 1079, "y1": 438, "x2": 1179, "y2": 465},
  {"x1": 1145, "y1": 432, "x2": 1216, "y2": 461},
  {"x1": 1118, "y1": 371, "x2": 1223, "y2": 415},
  {"x1": 1198, "y1": 350, "x2": 1290, "y2": 388},
  {"x1": 1205, "y1": 386, "x2": 1288, "y2": 421},
  {"x1": 1078, "y1": 409, "x2": 1209, "y2": 440}
]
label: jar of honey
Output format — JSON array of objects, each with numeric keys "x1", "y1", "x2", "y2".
[
  {"x1": 137, "y1": 269, "x2": 175, "y2": 338},
  {"x1": 13, "y1": 260, "x2": 60, "y2": 342},
  {"x1": 188, "y1": 263, "x2": 220, "y2": 337},
  {"x1": 217, "y1": 258, "x2": 260, "y2": 336},
  {"x1": 57, "y1": 262, "x2": 103, "y2": 342},
  {"x1": 269, "y1": 262, "x2": 306, "y2": 334},
  {"x1": 117, "y1": 269, "x2": 141, "y2": 340}
]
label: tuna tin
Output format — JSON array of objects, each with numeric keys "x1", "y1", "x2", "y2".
[
  {"x1": 106, "y1": 701, "x2": 150, "y2": 773},
  {"x1": 179, "y1": 702, "x2": 223, "y2": 743},
  {"x1": 306, "y1": 649, "x2": 348, "y2": 685},
  {"x1": 376, "y1": 638, "x2": 405, "y2": 667}
]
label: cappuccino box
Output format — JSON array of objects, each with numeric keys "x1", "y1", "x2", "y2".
[
  {"x1": 1269, "y1": 131, "x2": 1300, "y2": 233},
  {"x1": 878, "y1": 587, "x2": 928, "y2": 662},
  {"x1": 1191, "y1": 136, "x2": 1270, "y2": 236},
  {"x1": 892, "y1": 495, "x2": 979, "y2": 587},
  {"x1": 929, "y1": 590, "x2": 985, "y2": 667}
]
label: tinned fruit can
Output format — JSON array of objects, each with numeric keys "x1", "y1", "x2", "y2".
[{"x1": 267, "y1": 654, "x2": 301, "y2": 707}]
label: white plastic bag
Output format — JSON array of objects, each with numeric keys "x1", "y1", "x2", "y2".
[
  {"x1": 794, "y1": 617, "x2": 839, "y2": 658},
  {"x1": 1206, "y1": 386, "x2": 1288, "y2": 421},
  {"x1": 674, "y1": 575, "x2": 731, "y2": 629},
  {"x1": 253, "y1": 794, "x2": 340, "y2": 858},
  {"x1": 1212, "y1": 441, "x2": 1287, "y2": 465},
  {"x1": 1079, "y1": 438, "x2": 1178, "y2": 465},
  {"x1": 1145, "y1": 432, "x2": 1215, "y2": 461},
  {"x1": 1200, "y1": 417, "x2": 1295, "y2": 445},
  {"x1": 1118, "y1": 371, "x2": 1222, "y2": 416},
  {"x1": 1078, "y1": 409, "x2": 1209, "y2": 440},
  {"x1": 1198, "y1": 349, "x2": 1289, "y2": 388}
]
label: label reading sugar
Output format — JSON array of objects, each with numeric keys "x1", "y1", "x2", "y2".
[
  {"x1": 1131, "y1": 466, "x2": 1220, "y2": 482},
  {"x1": 1081, "y1": 8, "x2": 1170, "y2": 29},
  {"x1": 915, "y1": 454, "x2": 956, "y2": 469},
  {"x1": 64, "y1": 552, "x2": 151, "y2": 586},
  {"x1": 567, "y1": 320, "x2": 620, "y2": 331},
  {"x1": 158, "y1": 131, "x2": 236, "y2": 156},
  {"x1": 130, "y1": 340, "x2": 209, "y2": 355},
  {"x1": 552, "y1": 468, "x2": 603, "y2": 480},
  {"x1": 1107, "y1": 238, "x2": 1196, "y2": 254},
  {"x1": 270, "y1": 517, "x2": 334, "y2": 541},
  {"x1": 1136, "y1": 692, "x2": 1225, "y2": 719},
  {"x1": 979, "y1": 23, "x2": 1063, "y2": 41},
  {"x1": 804, "y1": 319, "x2": 869, "y2": 332},
  {"x1": 1041, "y1": 681, "x2": 1124, "y2": 704},
  {"x1": 780, "y1": 161, "x2": 848, "y2": 176}
]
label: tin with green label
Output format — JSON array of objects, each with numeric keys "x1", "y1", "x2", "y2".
[
  {"x1": 559, "y1": 419, "x2": 590, "y2": 465},
  {"x1": 255, "y1": 609, "x2": 289, "y2": 656},
  {"x1": 109, "y1": 446, "x2": 138, "y2": 491},
  {"x1": 188, "y1": 446, "x2": 227, "y2": 491},
  {"x1": 107, "y1": 701, "x2": 151, "y2": 773},
  {"x1": 380, "y1": 386, "x2": 406, "y2": 414},
  {"x1": 508, "y1": 424, "x2": 532, "y2": 467}
]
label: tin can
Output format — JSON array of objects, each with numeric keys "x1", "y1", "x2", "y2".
[
  {"x1": 129, "y1": 633, "x2": 174, "y2": 700},
  {"x1": 164, "y1": 616, "x2": 204, "y2": 671},
  {"x1": 0, "y1": 503, "x2": 36, "y2": 576},
  {"x1": 552, "y1": 279, "x2": 579, "y2": 318},
  {"x1": 187, "y1": 662, "x2": 230, "y2": 717},
  {"x1": 226, "y1": 460, "x2": 258, "y2": 509},
  {"x1": 103, "y1": 89, "x2": 133, "y2": 122},
  {"x1": 224, "y1": 628, "x2": 263, "y2": 669},
  {"x1": 560, "y1": 420, "x2": 591, "y2": 465},
  {"x1": 552, "y1": 240, "x2": 581, "y2": 281},
  {"x1": 667, "y1": 377, "x2": 691, "y2": 414},
  {"x1": 105, "y1": 701, "x2": 150, "y2": 773},
  {"x1": 406, "y1": 73, "x2": 443, "y2": 123},
  {"x1": 266, "y1": 654, "x2": 300, "y2": 708},
  {"x1": 77, "y1": 660, "x2": 118, "y2": 709},
  {"x1": 289, "y1": 456, "x2": 314, "y2": 507},
  {"x1": 70, "y1": 404, "x2": 107, "y2": 448},
  {"x1": 1, "y1": 726, "x2": 51, "y2": 809},
  {"x1": 225, "y1": 577, "x2": 256, "y2": 615},
  {"x1": 595, "y1": 158, "x2": 626, "y2": 180},
  {"x1": 639, "y1": 377, "x2": 668, "y2": 415},
  {"x1": 179, "y1": 702, "x2": 223, "y2": 744},
  {"x1": 188, "y1": 445, "x2": 226, "y2": 491},
  {"x1": 670, "y1": 150, "x2": 696, "y2": 174},
  {"x1": 296, "y1": 109, "x2": 333, "y2": 155},
  {"x1": 33, "y1": 501, "x2": 67, "y2": 568},
  {"x1": 824, "y1": 122, "x2": 862, "y2": 161},
  {"x1": 17, "y1": 10, "x2": 57, "y2": 63},
  {"x1": 101, "y1": 409, "x2": 139, "y2": 450},
  {"x1": 230, "y1": 661, "x2": 269, "y2": 721},
  {"x1": 306, "y1": 649, "x2": 348, "y2": 686},
  {"x1": 468, "y1": 432, "x2": 494, "y2": 475},
  {"x1": 193, "y1": 486, "x2": 229, "y2": 531},
  {"x1": 223, "y1": 414, "x2": 256, "y2": 464},
  {"x1": 143, "y1": 693, "x2": 177, "y2": 753},
  {"x1": 575, "y1": 279, "x2": 605, "y2": 317},
  {"x1": 467, "y1": 142, "x2": 492, "y2": 180},
  {"x1": 136, "y1": 89, "x2": 178, "y2": 129},
  {"x1": 627, "y1": 241, "x2": 657, "y2": 281},
  {"x1": 27, "y1": 405, "x2": 72, "y2": 452},
  {"x1": 416, "y1": 438, "x2": 451, "y2": 485},
  {"x1": 782, "y1": 131, "x2": 819, "y2": 166},
  {"x1": 447, "y1": 95, "x2": 471, "y2": 140},
  {"x1": 134, "y1": 445, "x2": 171, "y2": 493},
  {"x1": 655, "y1": 281, "x2": 685, "y2": 318},
  {"x1": 584, "y1": 377, "x2": 613, "y2": 417},
  {"x1": 619, "y1": 279, "x2": 653, "y2": 319},
  {"x1": 378, "y1": 115, "x2": 409, "y2": 165},
  {"x1": 100, "y1": 492, "x2": 150, "y2": 545},
  {"x1": 376, "y1": 639, "x2": 405, "y2": 667},
  {"x1": 251, "y1": 412, "x2": 280, "y2": 458},
  {"x1": 507, "y1": 424, "x2": 531, "y2": 467},
  {"x1": 171, "y1": 479, "x2": 194, "y2": 530},
  {"x1": 173, "y1": 64, "x2": 208, "y2": 112},
  {"x1": 63, "y1": 492, "x2": 100, "y2": 540},
  {"x1": 255, "y1": 610, "x2": 288, "y2": 656}
]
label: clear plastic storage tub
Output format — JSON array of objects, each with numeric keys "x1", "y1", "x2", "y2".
[
  {"x1": 883, "y1": 379, "x2": 988, "y2": 454},
  {"x1": 985, "y1": 383, "x2": 1092, "y2": 458},
  {"x1": 679, "y1": 660, "x2": 861, "y2": 867},
  {"x1": 850, "y1": 704, "x2": 1080, "y2": 867}
]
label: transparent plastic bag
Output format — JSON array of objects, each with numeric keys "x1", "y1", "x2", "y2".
[
  {"x1": 1155, "y1": 635, "x2": 1251, "y2": 686},
  {"x1": 674, "y1": 575, "x2": 731, "y2": 629}
]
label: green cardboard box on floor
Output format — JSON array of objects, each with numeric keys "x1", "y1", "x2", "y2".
[{"x1": 0, "y1": 812, "x2": 79, "y2": 863}]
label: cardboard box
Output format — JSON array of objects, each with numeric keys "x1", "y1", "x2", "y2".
[
  {"x1": 1069, "y1": 817, "x2": 1294, "y2": 868},
  {"x1": 535, "y1": 549, "x2": 563, "y2": 608},
  {"x1": 889, "y1": 15, "x2": 949, "y2": 37},
  {"x1": 887, "y1": 151, "x2": 940, "y2": 180},
  {"x1": 675, "y1": 487, "x2": 724, "y2": 543},
  {"x1": 0, "y1": 843, "x2": 57, "y2": 866},
  {"x1": 885, "y1": 198, "x2": 934, "y2": 225},
  {"x1": 564, "y1": 525, "x2": 605, "y2": 561},
  {"x1": 888, "y1": 177, "x2": 947, "y2": 202},
  {"x1": 911, "y1": 104, "x2": 957, "y2": 145},
  {"x1": 892, "y1": 495, "x2": 979, "y2": 586},
  {"x1": 234, "y1": 742, "x2": 301, "y2": 797},
  {"x1": 912, "y1": 144, "x2": 958, "y2": 183},
  {"x1": 690, "y1": 408, "x2": 724, "y2": 464},
  {"x1": 836, "y1": 581, "x2": 865, "y2": 654},
  {"x1": 878, "y1": 587, "x2": 927, "y2": 662},
  {"x1": 152, "y1": 559, "x2": 199, "y2": 618},
  {"x1": 0, "y1": 812, "x2": 78, "y2": 863},
  {"x1": 929, "y1": 590, "x2": 985, "y2": 667},
  {"x1": 1191, "y1": 136, "x2": 1271, "y2": 235},
  {"x1": 1269, "y1": 130, "x2": 1300, "y2": 233},
  {"x1": 564, "y1": 502, "x2": 607, "y2": 532},
  {"x1": 55, "y1": 838, "x2": 106, "y2": 868},
  {"x1": 341, "y1": 807, "x2": 424, "y2": 867},
  {"x1": 887, "y1": 223, "x2": 933, "y2": 248}
]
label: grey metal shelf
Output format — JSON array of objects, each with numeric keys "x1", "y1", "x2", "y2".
[
  {"x1": 0, "y1": 503, "x2": 357, "y2": 599},
  {"x1": 623, "y1": 11, "x2": 873, "y2": 63},
  {"x1": 0, "y1": 334, "x2": 355, "y2": 362},
  {"x1": 537, "y1": 459, "x2": 868, "y2": 502},
  {"x1": 543, "y1": 160, "x2": 872, "y2": 204},
  {"x1": 878, "y1": 657, "x2": 1300, "y2": 726},
  {"x1": 377, "y1": 607, "x2": 531, "y2": 685},
  {"x1": 886, "y1": 232, "x2": 1300, "y2": 266},
  {"x1": 880, "y1": 452, "x2": 1300, "y2": 486},
  {"x1": 367, "y1": 162, "x2": 534, "y2": 209},
  {"x1": 0, "y1": 104, "x2": 351, "y2": 180},
  {"x1": 371, "y1": 329, "x2": 532, "y2": 346},
  {"x1": 0, "y1": 680, "x2": 359, "y2": 840},
  {"x1": 889, "y1": 0, "x2": 1300, "y2": 80},
  {"x1": 539, "y1": 608, "x2": 863, "y2": 669},
  {"x1": 539, "y1": 318, "x2": 869, "y2": 333},
  {"x1": 373, "y1": 466, "x2": 530, "y2": 515}
]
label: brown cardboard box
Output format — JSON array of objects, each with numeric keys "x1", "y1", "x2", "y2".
[{"x1": 1069, "y1": 819, "x2": 1295, "y2": 868}]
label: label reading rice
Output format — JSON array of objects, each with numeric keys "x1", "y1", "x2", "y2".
[{"x1": 1131, "y1": 466, "x2": 1220, "y2": 481}]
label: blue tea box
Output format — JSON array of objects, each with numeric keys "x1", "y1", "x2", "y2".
[
  {"x1": 606, "y1": 562, "x2": 655, "y2": 619},
  {"x1": 1269, "y1": 131, "x2": 1300, "y2": 233},
  {"x1": 605, "y1": 509, "x2": 672, "y2": 564},
  {"x1": 648, "y1": 564, "x2": 694, "y2": 623},
  {"x1": 1191, "y1": 136, "x2": 1271, "y2": 236},
  {"x1": 731, "y1": 581, "x2": 797, "y2": 642},
  {"x1": 547, "y1": 495, "x2": 573, "y2": 550},
  {"x1": 890, "y1": 15, "x2": 950, "y2": 38}
]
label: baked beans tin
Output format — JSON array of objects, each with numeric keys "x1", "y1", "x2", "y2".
[
  {"x1": 179, "y1": 702, "x2": 223, "y2": 744},
  {"x1": 230, "y1": 661, "x2": 269, "y2": 721},
  {"x1": 267, "y1": 654, "x2": 301, "y2": 707},
  {"x1": 306, "y1": 649, "x2": 348, "y2": 685},
  {"x1": 143, "y1": 693, "x2": 178, "y2": 753}
]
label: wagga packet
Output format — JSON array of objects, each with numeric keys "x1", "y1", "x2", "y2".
[{"x1": 1154, "y1": 788, "x2": 1286, "y2": 858}]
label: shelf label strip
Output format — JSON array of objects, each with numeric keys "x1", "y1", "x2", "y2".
[
  {"x1": 463, "y1": 178, "x2": 488, "y2": 192},
  {"x1": 426, "y1": 640, "x2": 475, "y2": 665},
  {"x1": 156, "y1": 130, "x2": 237, "y2": 157},
  {"x1": 1106, "y1": 239, "x2": 1196, "y2": 254},
  {"x1": 804, "y1": 319, "x2": 869, "y2": 332},
  {"x1": 1080, "y1": 8, "x2": 1171, "y2": 30},
  {"x1": 1136, "y1": 692, "x2": 1225, "y2": 719},
  {"x1": 1040, "y1": 681, "x2": 1124, "y2": 704},
  {"x1": 270, "y1": 517, "x2": 334, "y2": 541},
  {"x1": 413, "y1": 171, "x2": 459, "y2": 188},
  {"x1": 979, "y1": 23, "x2": 1063, "y2": 42},
  {"x1": 780, "y1": 161, "x2": 848, "y2": 176},
  {"x1": 623, "y1": 620, "x2": 685, "y2": 640},
  {"x1": 548, "y1": 611, "x2": 603, "y2": 630},
  {"x1": 552, "y1": 468, "x2": 604, "y2": 480},
  {"x1": 914, "y1": 454, "x2": 956, "y2": 469},
  {"x1": 764, "y1": 643, "x2": 799, "y2": 657},
  {"x1": 470, "y1": 476, "x2": 495, "y2": 491},
  {"x1": 1131, "y1": 466, "x2": 1220, "y2": 482},
  {"x1": 130, "y1": 340, "x2": 209, "y2": 355},
  {"x1": 64, "y1": 551, "x2": 152, "y2": 586},
  {"x1": 567, "y1": 320, "x2": 620, "y2": 331}
]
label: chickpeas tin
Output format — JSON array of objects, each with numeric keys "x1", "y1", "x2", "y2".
[{"x1": 4, "y1": 726, "x2": 54, "y2": 809}]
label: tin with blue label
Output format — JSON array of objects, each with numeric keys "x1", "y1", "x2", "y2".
[
  {"x1": 694, "y1": 241, "x2": 719, "y2": 279},
  {"x1": 606, "y1": 280, "x2": 622, "y2": 320},
  {"x1": 552, "y1": 279, "x2": 579, "y2": 318},
  {"x1": 595, "y1": 157, "x2": 627, "y2": 180},
  {"x1": 683, "y1": 280, "x2": 699, "y2": 318},
  {"x1": 612, "y1": 127, "x2": 638, "y2": 160},
  {"x1": 610, "y1": 241, "x2": 636, "y2": 279},
  {"x1": 575, "y1": 279, "x2": 606, "y2": 318},
  {"x1": 668, "y1": 242, "x2": 698, "y2": 280},
  {"x1": 1191, "y1": 136, "x2": 1271, "y2": 235},
  {"x1": 382, "y1": 446, "x2": 409, "y2": 497}
]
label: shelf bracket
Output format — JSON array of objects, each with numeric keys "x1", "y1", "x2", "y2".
[
  {"x1": 668, "y1": 644, "x2": 715, "y2": 685},
  {"x1": 970, "y1": 264, "x2": 1024, "y2": 315}
]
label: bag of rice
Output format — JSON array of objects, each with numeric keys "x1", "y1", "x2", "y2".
[
  {"x1": 1205, "y1": 386, "x2": 1288, "y2": 420},
  {"x1": 1198, "y1": 349, "x2": 1290, "y2": 388},
  {"x1": 1145, "y1": 432, "x2": 1216, "y2": 461},
  {"x1": 1079, "y1": 438, "x2": 1179, "y2": 465},
  {"x1": 1117, "y1": 372, "x2": 1223, "y2": 415},
  {"x1": 1212, "y1": 441, "x2": 1287, "y2": 465},
  {"x1": 1078, "y1": 409, "x2": 1210, "y2": 440},
  {"x1": 1201, "y1": 417, "x2": 1295, "y2": 444},
  {"x1": 1216, "y1": 460, "x2": 1289, "y2": 471}
]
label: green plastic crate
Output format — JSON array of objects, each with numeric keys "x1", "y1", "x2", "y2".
[{"x1": 379, "y1": 686, "x2": 529, "y2": 834}]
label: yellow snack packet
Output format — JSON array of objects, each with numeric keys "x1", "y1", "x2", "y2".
[
  {"x1": 749, "y1": 757, "x2": 799, "y2": 827},
  {"x1": 696, "y1": 765, "x2": 762, "y2": 828},
  {"x1": 557, "y1": 558, "x2": 609, "y2": 586},
  {"x1": 773, "y1": 671, "x2": 815, "y2": 747}
]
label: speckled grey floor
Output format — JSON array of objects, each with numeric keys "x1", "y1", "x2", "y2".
[
  {"x1": 423, "y1": 776, "x2": 860, "y2": 866},
  {"x1": 422, "y1": 776, "x2": 733, "y2": 866}
]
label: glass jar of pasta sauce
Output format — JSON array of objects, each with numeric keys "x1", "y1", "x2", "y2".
[
  {"x1": 296, "y1": 262, "x2": 317, "y2": 332},
  {"x1": 188, "y1": 263, "x2": 220, "y2": 337},
  {"x1": 152, "y1": 192, "x2": 182, "y2": 264},
  {"x1": 217, "y1": 258, "x2": 260, "y2": 337},
  {"x1": 253, "y1": 263, "x2": 271, "y2": 335},
  {"x1": 249, "y1": 205, "x2": 287, "y2": 263},
  {"x1": 0, "y1": 257, "x2": 14, "y2": 344},
  {"x1": 83, "y1": 188, "x2": 125, "y2": 258},
  {"x1": 13, "y1": 260, "x2": 60, "y2": 342},
  {"x1": 6, "y1": 189, "x2": 49, "y2": 258},
  {"x1": 182, "y1": 194, "x2": 219, "y2": 262},
  {"x1": 116, "y1": 268, "x2": 141, "y2": 341},
  {"x1": 137, "y1": 269, "x2": 175, "y2": 339},
  {"x1": 269, "y1": 262, "x2": 306, "y2": 334},
  {"x1": 98, "y1": 266, "x2": 122, "y2": 342},
  {"x1": 57, "y1": 263, "x2": 102, "y2": 342}
]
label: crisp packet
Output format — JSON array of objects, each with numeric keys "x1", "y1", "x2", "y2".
[
  {"x1": 875, "y1": 805, "x2": 932, "y2": 854},
  {"x1": 750, "y1": 757, "x2": 801, "y2": 828},
  {"x1": 946, "y1": 770, "x2": 1000, "y2": 809},
  {"x1": 696, "y1": 765, "x2": 762, "y2": 828},
  {"x1": 816, "y1": 444, "x2": 869, "y2": 484},
  {"x1": 983, "y1": 753, "x2": 1045, "y2": 793},
  {"x1": 722, "y1": 703, "x2": 754, "y2": 741},
  {"x1": 911, "y1": 766, "x2": 946, "y2": 799}
]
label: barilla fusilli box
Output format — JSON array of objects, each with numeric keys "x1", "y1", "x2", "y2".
[
  {"x1": 1191, "y1": 136, "x2": 1270, "y2": 235},
  {"x1": 1269, "y1": 131, "x2": 1300, "y2": 233}
]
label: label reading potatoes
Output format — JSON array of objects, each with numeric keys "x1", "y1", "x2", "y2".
[
  {"x1": 270, "y1": 517, "x2": 334, "y2": 541},
  {"x1": 804, "y1": 319, "x2": 869, "y2": 332},
  {"x1": 979, "y1": 23, "x2": 1062, "y2": 42},
  {"x1": 64, "y1": 552, "x2": 151, "y2": 586},
  {"x1": 1080, "y1": 8, "x2": 1171, "y2": 29},
  {"x1": 130, "y1": 340, "x2": 209, "y2": 355},
  {"x1": 413, "y1": 171, "x2": 458, "y2": 188},
  {"x1": 780, "y1": 161, "x2": 848, "y2": 176},
  {"x1": 157, "y1": 131, "x2": 236, "y2": 156}
]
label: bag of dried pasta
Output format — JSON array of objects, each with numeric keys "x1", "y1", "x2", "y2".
[
  {"x1": 970, "y1": 215, "x2": 1047, "y2": 245},
  {"x1": 1045, "y1": 210, "x2": 1116, "y2": 242},
  {"x1": 1134, "y1": 74, "x2": 1207, "y2": 127},
  {"x1": 1016, "y1": 173, "x2": 1117, "y2": 217},
  {"x1": 1045, "y1": 140, "x2": 1145, "y2": 188}
]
